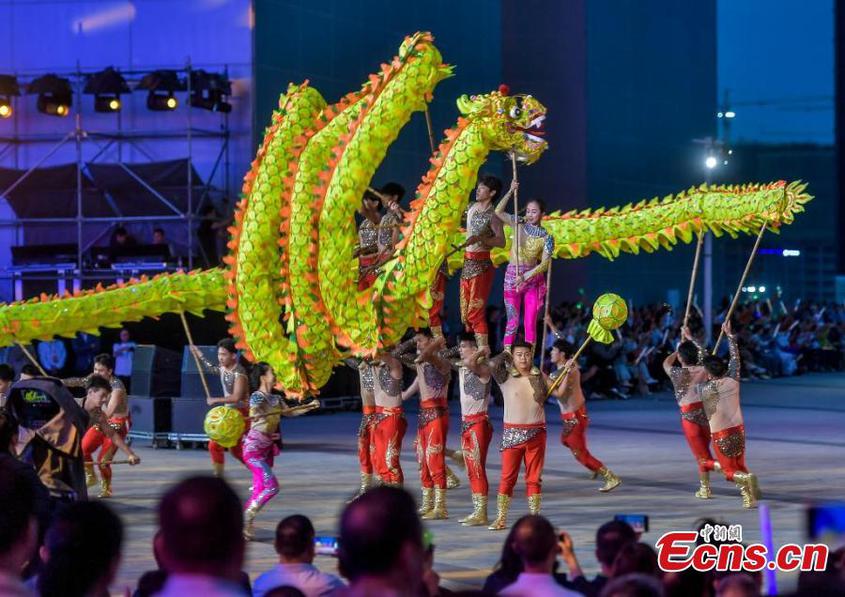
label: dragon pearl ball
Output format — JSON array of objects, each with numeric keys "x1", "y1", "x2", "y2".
[
  {"x1": 204, "y1": 406, "x2": 246, "y2": 448},
  {"x1": 592, "y1": 293, "x2": 628, "y2": 330}
]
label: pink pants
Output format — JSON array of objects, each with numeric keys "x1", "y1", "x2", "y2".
[
  {"x1": 504, "y1": 264, "x2": 545, "y2": 346},
  {"x1": 242, "y1": 429, "x2": 280, "y2": 510}
]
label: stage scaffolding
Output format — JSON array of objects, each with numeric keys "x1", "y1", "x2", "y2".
[{"x1": 0, "y1": 63, "x2": 232, "y2": 295}]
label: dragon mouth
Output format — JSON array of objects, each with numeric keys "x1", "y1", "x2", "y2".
[{"x1": 516, "y1": 114, "x2": 547, "y2": 145}]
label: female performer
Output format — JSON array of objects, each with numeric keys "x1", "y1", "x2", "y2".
[{"x1": 243, "y1": 362, "x2": 319, "y2": 539}]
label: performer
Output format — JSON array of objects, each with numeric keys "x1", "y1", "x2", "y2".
[
  {"x1": 64, "y1": 354, "x2": 129, "y2": 498},
  {"x1": 370, "y1": 347, "x2": 407, "y2": 487},
  {"x1": 454, "y1": 332, "x2": 493, "y2": 526},
  {"x1": 495, "y1": 197, "x2": 554, "y2": 354},
  {"x1": 548, "y1": 340, "x2": 621, "y2": 492},
  {"x1": 243, "y1": 362, "x2": 319, "y2": 540},
  {"x1": 398, "y1": 330, "x2": 452, "y2": 520},
  {"x1": 701, "y1": 322, "x2": 760, "y2": 508},
  {"x1": 356, "y1": 189, "x2": 382, "y2": 290},
  {"x1": 375, "y1": 182, "x2": 406, "y2": 265},
  {"x1": 460, "y1": 174, "x2": 508, "y2": 349},
  {"x1": 344, "y1": 357, "x2": 378, "y2": 497},
  {"x1": 662, "y1": 327, "x2": 719, "y2": 499},
  {"x1": 190, "y1": 338, "x2": 249, "y2": 477},
  {"x1": 429, "y1": 261, "x2": 449, "y2": 339},
  {"x1": 466, "y1": 341, "x2": 547, "y2": 530}
]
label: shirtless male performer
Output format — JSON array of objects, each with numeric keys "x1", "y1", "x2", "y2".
[
  {"x1": 191, "y1": 338, "x2": 249, "y2": 477},
  {"x1": 465, "y1": 340, "x2": 547, "y2": 530},
  {"x1": 662, "y1": 326, "x2": 720, "y2": 499}
]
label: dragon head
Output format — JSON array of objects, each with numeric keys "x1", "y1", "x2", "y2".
[{"x1": 456, "y1": 85, "x2": 547, "y2": 164}]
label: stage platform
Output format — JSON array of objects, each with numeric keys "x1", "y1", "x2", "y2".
[{"x1": 106, "y1": 373, "x2": 845, "y2": 593}]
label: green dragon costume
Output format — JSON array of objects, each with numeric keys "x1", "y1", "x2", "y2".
[{"x1": 0, "y1": 32, "x2": 812, "y2": 395}]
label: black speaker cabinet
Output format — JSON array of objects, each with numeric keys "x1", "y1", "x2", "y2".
[
  {"x1": 180, "y1": 345, "x2": 219, "y2": 398},
  {"x1": 129, "y1": 396, "x2": 172, "y2": 434},
  {"x1": 170, "y1": 398, "x2": 209, "y2": 436},
  {"x1": 131, "y1": 345, "x2": 181, "y2": 397}
]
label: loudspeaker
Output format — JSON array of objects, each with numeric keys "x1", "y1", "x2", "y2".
[
  {"x1": 180, "y1": 346, "x2": 217, "y2": 398},
  {"x1": 170, "y1": 398, "x2": 209, "y2": 435},
  {"x1": 129, "y1": 396, "x2": 172, "y2": 433},
  {"x1": 131, "y1": 345, "x2": 181, "y2": 397}
]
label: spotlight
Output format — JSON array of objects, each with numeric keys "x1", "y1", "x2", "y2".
[
  {"x1": 138, "y1": 70, "x2": 184, "y2": 112},
  {"x1": 705, "y1": 155, "x2": 718, "y2": 169},
  {"x1": 0, "y1": 98, "x2": 11, "y2": 119},
  {"x1": 189, "y1": 70, "x2": 232, "y2": 113},
  {"x1": 84, "y1": 67, "x2": 129, "y2": 113},
  {"x1": 0, "y1": 75, "x2": 20, "y2": 119},
  {"x1": 724, "y1": 110, "x2": 736, "y2": 119},
  {"x1": 29, "y1": 74, "x2": 73, "y2": 117}
]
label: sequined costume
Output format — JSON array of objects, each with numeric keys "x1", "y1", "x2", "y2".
[
  {"x1": 371, "y1": 360, "x2": 406, "y2": 487},
  {"x1": 243, "y1": 391, "x2": 283, "y2": 519},
  {"x1": 198, "y1": 356, "x2": 249, "y2": 472},
  {"x1": 357, "y1": 218, "x2": 379, "y2": 290},
  {"x1": 345, "y1": 358, "x2": 377, "y2": 494},
  {"x1": 460, "y1": 203, "x2": 497, "y2": 347},
  {"x1": 503, "y1": 221, "x2": 554, "y2": 349},
  {"x1": 454, "y1": 359, "x2": 493, "y2": 526},
  {"x1": 700, "y1": 335, "x2": 760, "y2": 508},
  {"x1": 429, "y1": 262, "x2": 448, "y2": 338}
]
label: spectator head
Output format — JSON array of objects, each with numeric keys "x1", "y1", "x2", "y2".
[
  {"x1": 511, "y1": 340, "x2": 534, "y2": 375},
  {"x1": 601, "y1": 572, "x2": 664, "y2": 597},
  {"x1": 509, "y1": 515, "x2": 559, "y2": 573},
  {"x1": 476, "y1": 173, "x2": 502, "y2": 201},
  {"x1": 662, "y1": 568, "x2": 710, "y2": 597},
  {"x1": 0, "y1": 363, "x2": 12, "y2": 394},
  {"x1": 119, "y1": 328, "x2": 131, "y2": 343},
  {"x1": 525, "y1": 198, "x2": 546, "y2": 225},
  {"x1": 38, "y1": 501, "x2": 123, "y2": 597},
  {"x1": 158, "y1": 476, "x2": 245, "y2": 580},
  {"x1": 380, "y1": 182, "x2": 405, "y2": 203},
  {"x1": 0, "y1": 456, "x2": 37, "y2": 576},
  {"x1": 265, "y1": 588, "x2": 306, "y2": 597},
  {"x1": 0, "y1": 408, "x2": 18, "y2": 454},
  {"x1": 551, "y1": 339, "x2": 576, "y2": 365},
  {"x1": 84, "y1": 375, "x2": 112, "y2": 412},
  {"x1": 703, "y1": 355, "x2": 729, "y2": 379},
  {"x1": 152, "y1": 228, "x2": 166, "y2": 244},
  {"x1": 714, "y1": 573, "x2": 759, "y2": 597},
  {"x1": 19, "y1": 363, "x2": 39, "y2": 379},
  {"x1": 677, "y1": 341, "x2": 700, "y2": 367},
  {"x1": 274, "y1": 515, "x2": 315, "y2": 564},
  {"x1": 458, "y1": 332, "x2": 478, "y2": 361},
  {"x1": 596, "y1": 520, "x2": 637, "y2": 576},
  {"x1": 338, "y1": 486, "x2": 424, "y2": 589},
  {"x1": 250, "y1": 361, "x2": 275, "y2": 393},
  {"x1": 612, "y1": 542, "x2": 661, "y2": 578},
  {"x1": 217, "y1": 338, "x2": 238, "y2": 367},
  {"x1": 93, "y1": 353, "x2": 115, "y2": 378}
]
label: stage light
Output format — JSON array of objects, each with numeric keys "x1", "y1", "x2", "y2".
[
  {"x1": 0, "y1": 98, "x2": 11, "y2": 118},
  {"x1": 94, "y1": 95, "x2": 121, "y2": 112},
  {"x1": 724, "y1": 110, "x2": 736, "y2": 119},
  {"x1": 747, "y1": 286, "x2": 757, "y2": 293},
  {"x1": 705, "y1": 156, "x2": 718, "y2": 169},
  {"x1": 138, "y1": 70, "x2": 184, "y2": 112},
  {"x1": 190, "y1": 70, "x2": 232, "y2": 113},
  {"x1": 0, "y1": 75, "x2": 20, "y2": 119},
  {"x1": 29, "y1": 74, "x2": 73, "y2": 117},
  {"x1": 85, "y1": 67, "x2": 129, "y2": 113},
  {"x1": 759, "y1": 286, "x2": 766, "y2": 292},
  {"x1": 782, "y1": 249, "x2": 801, "y2": 257},
  {"x1": 146, "y1": 91, "x2": 178, "y2": 111},
  {"x1": 717, "y1": 112, "x2": 724, "y2": 118}
]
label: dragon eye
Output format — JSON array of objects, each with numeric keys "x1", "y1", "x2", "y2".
[{"x1": 509, "y1": 106, "x2": 522, "y2": 118}]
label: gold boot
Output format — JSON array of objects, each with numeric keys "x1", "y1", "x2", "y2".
[
  {"x1": 734, "y1": 472, "x2": 759, "y2": 509},
  {"x1": 85, "y1": 463, "x2": 97, "y2": 488},
  {"x1": 356, "y1": 472, "x2": 373, "y2": 498},
  {"x1": 422, "y1": 488, "x2": 448, "y2": 520},
  {"x1": 98, "y1": 477, "x2": 112, "y2": 499},
  {"x1": 446, "y1": 466, "x2": 461, "y2": 489},
  {"x1": 418, "y1": 488, "x2": 434, "y2": 516},
  {"x1": 211, "y1": 462, "x2": 224, "y2": 478},
  {"x1": 695, "y1": 472, "x2": 712, "y2": 499},
  {"x1": 598, "y1": 466, "x2": 622, "y2": 492},
  {"x1": 243, "y1": 503, "x2": 260, "y2": 541},
  {"x1": 528, "y1": 493, "x2": 542, "y2": 515},
  {"x1": 488, "y1": 494, "x2": 511, "y2": 531},
  {"x1": 460, "y1": 494, "x2": 489, "y2": 526}
]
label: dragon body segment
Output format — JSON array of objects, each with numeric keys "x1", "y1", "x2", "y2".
[{"x1": 0, "y1": 32, "x2": 813, "y2": 396}]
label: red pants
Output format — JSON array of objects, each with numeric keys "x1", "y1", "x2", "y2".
[
  {"x1": 560, "y1": 408, "x2": 603, "y2": 473},
  {"x1": 712, "y1": 424, "x2": 748, "y2": 481},
  {"x1": 416, "y1": 409, "x2": 448, "y2": 489},
  {"x1": 358, "y1": 408, "x2": 375, "y2": 475},
  {"x1": 680, "y1": 403, "x2": 716, "y2": 473},
  {"x1": 373, "y1": 408, "x2": 407, "y2": 486},
  {"x1": 82, "y1": 416, "x2": 129, "y2": 482},
  {"x1": 429, "y1": 269, "x2": 447, "y2": 328},
  {"x1": 461, "y1": 413, "x2": 493, "y2": 494},
  {"x1": 358, "y1": 253, "x2": 379, "y2": 291},
  {"x1": 499, "y1": 424, "x2": 546, "y2": 497},
  {"x1": 460, "y1": 254, "x2": 494, "y2": 335}
]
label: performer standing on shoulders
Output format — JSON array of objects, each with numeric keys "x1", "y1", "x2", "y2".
[
  {"x1": 495, "y1": 197, "x2": 554, "y2": 355},
  {"x1": 454, "y1": 333, "x2": 493, "y2": 526},
  {"x1": 375, "y1": 182, "x2": 406, "y2": 266},
  {"x1": 65, "y1": 354, "x2": 129, "y2": 498},
  {"x1": 243, "y1": 362, "x2": 319, "y2": 540},
  {"x1": 701, "y1": 322, "x2": 760, "y2": 508},
  {"x1": 344, "y1": 357, "x2": 378, "y2": 497},
  {"x1": 398, "y1": 330, "x2": 452, "y2": 520},
  {"x1": 190, "y1": 339, "x2": 249, "y2": 477},
  {"x1": 356, "y1": 190, "x2": 382, "y2": 291},
  {"x1": 548, "y1": 340, "x2": 621, "y2": 492},
  {"x1": 460, "y1": 174, "x2": 509, "y2": 349},
  {"x1": 370, "y1": 347, "x2": 407, "y2": 488},
  {"x1": 465, "y1": 341, "x2": 547, "y2": 530},
  {"x1": 662, "y1": 326, "x2": 719, "y2": 499}
]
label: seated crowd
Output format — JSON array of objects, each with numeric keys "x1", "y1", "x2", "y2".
[{"x1": 1, "y1": 451, "x2": 843, "y2": 596}]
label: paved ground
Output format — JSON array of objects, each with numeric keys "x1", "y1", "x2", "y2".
[{"x1": 104, "y1": 373, "x2": 845, "y2": 594}]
